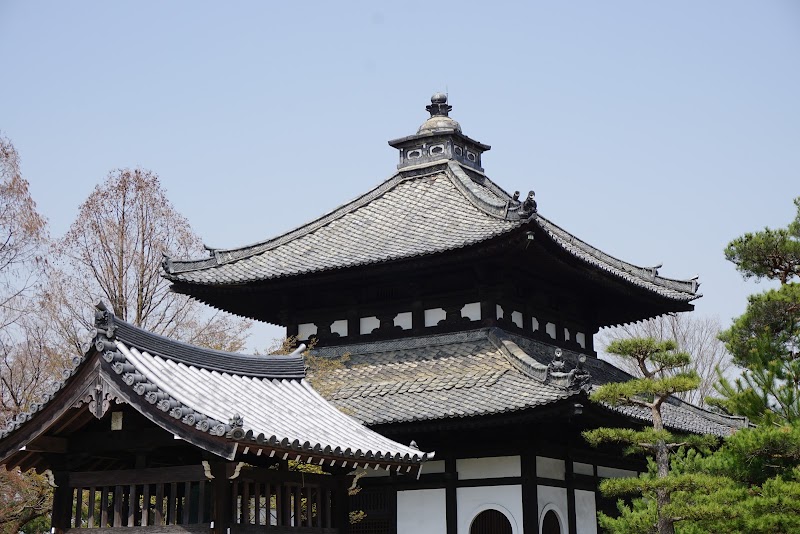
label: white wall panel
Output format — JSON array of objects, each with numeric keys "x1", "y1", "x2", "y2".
[
  {"x1": 457, "y1": 485, "x2": 522, "y2": 534},
  {"x1": 538, "y1": 486, "x2": 568, "y2": 534},
  {"x1": 420, "y1": 460, "x2": 446, "y2": 474},
  {"x1": 597, "y1": 466, "x2": 637, "y2": 479},
  {"x1": 575, "y1": 489, "x2": 598, "y2": 534},
  {"x1": 461, "y1": 302, "x2": 481, "y2": 321},
  {"x1": 397, "y1": 489, "x2": 446, "y2": 534},
  {"x1": 573, "y1": 462, "x2": 594, "y2": 476},
  {"x1": 457, "y1": 456, "x2": 520, "y2": 480},
  {"x1": 537, "y1": 456, "x2": 566, "y2": 480}
]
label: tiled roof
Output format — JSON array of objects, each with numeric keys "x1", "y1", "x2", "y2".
[
  {"x1": 165, "y1": 161, "x2": 517, "y2": 285},
  {"x1": 164, "y1": 159, "x2": 697, "y2": 302},
  {"x1": 0, "y1": 308, "x2": 431, "y2": 471},
  {"x1": 310, "y1": 328, "x2": 747, "y2": 437}
]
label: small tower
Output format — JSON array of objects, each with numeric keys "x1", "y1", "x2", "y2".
[{"x1": 388, "y1": 93, "x2": 491, "y2": 172}]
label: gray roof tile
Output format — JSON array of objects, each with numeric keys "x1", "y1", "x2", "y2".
[
  {"x1": 310, "y1": 328, "x2": 747, "y2": 437},
  {"x1": 165, "y1": 160, "x2": 697, "y2": 301},
  {"x1": 1, "y1": 312, "x2": 431, "y2": 469}
]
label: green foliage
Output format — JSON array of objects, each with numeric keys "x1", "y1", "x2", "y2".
[
  {"x1": 710, "y1": 198, "x2": 800, "y2": 425},
  {"x1": 723, "y1": 198, "x2": 800, "y2": 284},
  {"x1": 586, "y1": 338, "x2": 704, "y2": 533}
]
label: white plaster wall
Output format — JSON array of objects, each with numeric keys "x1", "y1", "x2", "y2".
[
  {"x1": 575, "y1": 489, "x2": 598, "y2": 534},
  {"x1": 420, "y1": 460, "x2": 446, "y2": 474},
  {"x1": 576, "y1": 332, "x2": 586, "y2": 349},
  {"x1": 461, "y1": 302, "x2": 481, "y2": 321},
  {"x1": 360, "y1": 316, "x2": 379, "y2": 335},
  {"x1": 297, "y1": 323, "x2": 317, "y2": 340},
  {"x1": 424, "y1": 308, "x2": 446, "y2": 327},
  {"x1": 532, "y1": 317, "x2": 539, "y2": 331},
  {"x1": 573, "y1": 462, "x2": 594, "y2": 476},
  {"x1": 546, "y1": 322, "x2": 556, "y2": 339},
  {"x1": 457, "y1": 485, "x2": 522, "y2": 534},
  {"x1": 457, "y1": 456, "x2": 520, "y2": 480},
  {"x1": 330, "y1": 319, "x2": 348, "y2": 337},
  {"x1": 597, "y1": 466, "x2": 637, "y2": 479},
  {"x1": 394, "y1": 312, "x2": 413, "y2": 330},
  {"x1": 511, "y1": 311, "x2": 523, "y2": 328},
  {"x1": 564, "y1": 328, "x2": 571, "y2": 341},
  {"x1": 496, "y1": 304, "x2": 505, "y2": 319},
  {"x1": 397, "y1": 489, "x2": 447, "y2": 534},
  {"x1": 538, "y1": 486, "x2": 568, "y2": 534},
  {"x1": 537, "y1": 456, "x2": 566, "y2": 480}
]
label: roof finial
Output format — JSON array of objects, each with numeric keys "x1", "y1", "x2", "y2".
[{"x1": 426, "y1": 92, "x2": 452, "y2": 118}]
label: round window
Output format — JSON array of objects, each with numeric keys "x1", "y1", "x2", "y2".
[
  {"x1": 470, "y1": 509, "x2": 512, "y2": 534},
  {"x1": 541, "y1": 509, "x2": 562, "y2": 534}
]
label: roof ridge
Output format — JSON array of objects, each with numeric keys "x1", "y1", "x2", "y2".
[
  {"x1": 167, "y1": 163, "x2": 456, "y2": 274},
  {"x1": 166, "y1": 159, "x2": 525, "y2": 276},
  {"x1": 96, "y1": 307, "x2": 306, "y2": 379},
  {"x1": 444, "y1": 161, "x2": 517, "y2": 220}
]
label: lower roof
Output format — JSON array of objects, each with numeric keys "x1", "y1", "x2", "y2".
[
  {"x1": 310, "y1": 328, "x2": 747, "y2": 438},
  {"x1": 0, "y1": 306, "x2": 431, "y2": 474}
]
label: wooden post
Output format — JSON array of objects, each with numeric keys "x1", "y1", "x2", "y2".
[
  {"x1": 333, "y1": 476, "x2": 350, "y2": 534},
  {"x1": 210, "y1": 462, "x2": 232, "y2": 534},
  {"x1": 445, "y1": 457, "x2": 457, "y2": 534},
  {"x1": 51, "y1": 471, "x2": 72, "y2": 534},
  {"x1": 521, "y1": 452, "x2": 539, "y2": 534},
  {"x1": 566, "y1": 456, "x2": 577, "y2": 534}
]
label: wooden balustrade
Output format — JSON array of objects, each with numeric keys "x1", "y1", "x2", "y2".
[
  {"x1": 66, "y1": 466, "x2": 209, "y2": 529},
  {"x1": 230, "y1": 469, "x2": 338, "y2": 532},
  {"x1": 58, "y1": 465, "x2": 341, "y2": 533}
]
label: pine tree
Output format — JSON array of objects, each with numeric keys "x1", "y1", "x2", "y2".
[
  {"x1": 710, "y1": 197, "x2": 800, "y2": 425},
  {"x1": 583, "y1": 338, "x2": 714, "y2": 534}
]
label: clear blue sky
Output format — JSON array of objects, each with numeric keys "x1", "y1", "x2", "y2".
[{"x1": 1, "y1": 1, "x2": 798, "y2": 347}]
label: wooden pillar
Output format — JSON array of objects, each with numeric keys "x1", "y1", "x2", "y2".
[
  {"x1": 210, "y1": 462, "x2": 231, "y2": 534},
  {"x1": 480, "y1": 298, "x2": 496, "y2": 327},
  {"x1": 411, "y1": 300, "x2": 424, "y2": 333},
  {"x1": 51, "y1": 471, "x2": 72, "y2": 534},
  {"x1": 333, "y1": 476, "x2": 351, "y2": 534},
  {"x1": 445, "y1": 457, "x2": 457, "y2": 534},
  {"x1": 566, "y1": 458, "x2": 577, "y2": 534},
  {"x1": 521, "y1": 453, "x2": 539, "y2": 534}
]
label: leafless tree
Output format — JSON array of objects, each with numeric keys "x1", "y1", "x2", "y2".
[
  {"x1": 0, "y1": 135, "x2": 55, "y2": 533},
  {"x1": 598, "y1": 313, "x2": 732, "y2": 406},
  {"x1": 47, "y1": 168, "x2": 250, "y2": 353}
]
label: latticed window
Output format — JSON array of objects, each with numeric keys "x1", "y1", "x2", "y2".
[{"x1": 349, "y1": 486, "x2": 392, "y2": 534}]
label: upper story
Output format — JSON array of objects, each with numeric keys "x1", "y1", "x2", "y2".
[{"x1": 163, "y1": 95, "x2": 700, "y2": 356}]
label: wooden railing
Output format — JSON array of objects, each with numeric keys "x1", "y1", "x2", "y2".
[
  {"x1": 230, "y1": 469, "x2": 338, "y2": 533},
  {"x1": 58, "y1": 465, "x2": 341, "y2": 533},
  {"x1": 66, "y1": 466, "x2": 209, "y2": 529}
]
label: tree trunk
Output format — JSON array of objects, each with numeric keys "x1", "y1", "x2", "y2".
[{"x1": 655, "y1": 441, "x2": 674, "y2": 534}]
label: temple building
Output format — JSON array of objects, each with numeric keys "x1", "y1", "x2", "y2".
[
  {"x1": 0, "y1": 304, "x2": 430, "y2": 534},
  {"x1": 161, "y1": 94, "x2": 748, "y2": 534}
]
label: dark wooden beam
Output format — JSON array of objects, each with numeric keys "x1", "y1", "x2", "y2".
[
  {"x1": 25, "y1": 435, "x2": 68, "y2": 454},
  {"x1": 67, "y1": 428, "x2": 176, "y2": 454}
]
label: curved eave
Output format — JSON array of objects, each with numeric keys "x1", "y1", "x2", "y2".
[
  {"x1": 163, "y1": 157, "x2": 698, "y2": 304},
  {"x1": 1, "y1": 316, "x2": 432, "y2": 475},
  {"x1": 106, "y1": 340, "x2": 431, "y2": 470},
  {"x1": 532, "y1": 214, "x2": 699, "y2": 303}
]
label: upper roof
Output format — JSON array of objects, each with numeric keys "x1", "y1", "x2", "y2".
[
  {"x1": 0, "y1": 304, "x2": 431, "y2": 474},
  {"x1": 310, "y1": 327, "x2": 748, "y2": 437},
  {"x1": 164, "y1": 159, "x2": 698, "y2": 303}
]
